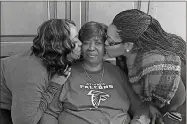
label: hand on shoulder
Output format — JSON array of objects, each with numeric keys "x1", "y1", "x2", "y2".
[{"x1": 51, "y1": 66, "x2": 71, "y2": 85}]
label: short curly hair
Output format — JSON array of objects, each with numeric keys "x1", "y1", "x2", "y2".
[
  {"x1": 31, "y1": 19, "x2": 76, "y2": 78},
  {"x1": 79, "y1": 21, "x2": 108, "y2": 43}
]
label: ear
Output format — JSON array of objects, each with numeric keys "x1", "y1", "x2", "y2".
[{"x1": 123, "y1": 42, "x2": 134, "y2": 51}]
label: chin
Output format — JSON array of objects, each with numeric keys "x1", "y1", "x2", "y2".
[
  {"x1": 107, "y1": 54, "x2": 116, "y2": 58},
  {"x1": 69, "y1": 52, "x2": 81, "y2": 62},
  {"x1": 89, "y1": 59, "x2": 103, "y2": 64},
  {"x1": 73, "y1": 55, "x2": 80, "y2": 60}
]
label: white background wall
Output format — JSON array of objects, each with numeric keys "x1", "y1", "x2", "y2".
[
  {"x1": 1, "y1": 2, "x2": 48, "y2": 35},
  {"x1": 1, "y1": 1, "x2": 186, "y2": 56},
  {"x1": 88, "y1": 1, "x2": 186, "y2": 41},
  {"x1": 88, "y1": 2, "x2": 135, "y2": 25},
  {"x1": 148, "y1": 2, "x2": 186, "y2": 41},
  {"x1": 1, "y1": 1, "x2": 186, "y2": 38}
]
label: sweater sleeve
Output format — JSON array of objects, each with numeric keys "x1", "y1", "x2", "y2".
[
  {"x1": 117, "y1": 67, "x2": 150, "y2": 117},
  {"x1": 11, "y1": 69, "x2": 63, "y2": 124},
  {"x1": 129, "y1": 53, "x2": 182, "y2": 108},
  {"x1": 39, "y1": 81, "x2": 64, "y2": 124},
  {"x1": 39, "y1": 79, "x2": 70, "y2": 124}
]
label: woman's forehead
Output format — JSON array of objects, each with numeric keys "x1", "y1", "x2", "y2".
[
  {"x1": 108, "y1": 25, "x2": 119, "y2": 37},
  {"x1": 107, "y1": 25, "x2": 121, "y2": 41},
  {"x1": 69, "y1": 24, "x2": 78, "y2": 39},
  {"x1": 84, "y1": 36, "x2": 103, "y2": 42}
]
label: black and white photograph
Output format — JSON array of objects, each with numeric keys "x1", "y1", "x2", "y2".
[{"x1": 0, "y1": 1, "x2": 186, "y2": 124}]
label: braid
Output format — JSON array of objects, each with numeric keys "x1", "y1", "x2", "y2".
[
  {"x1": 113, "y1": 9, "x2": 186, "y2": 64},
  {"x1": 141, "y1": 19, "x2": 186, "y2": 64}
]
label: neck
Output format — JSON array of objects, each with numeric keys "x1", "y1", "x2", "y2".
[
  {"x1": 123, "y1": 52, "x2": 137, "y2": 66},
  {"x1": 83, "y1": 61, "x2": 103, "y2": 72}
]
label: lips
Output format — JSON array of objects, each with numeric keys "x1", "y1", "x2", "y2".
[
  {"x1": 69, "y1": 46, "x2": 81, "y2": 60},
  {"x1": 70, "y1": 51, "x2": 80, "y2": 60},
  {"x1": 87, "y1": 52, "x2": 98, "y2": 57},
  {"x1": 72, "y1": 47, "x2": 81, "y2": 55}
]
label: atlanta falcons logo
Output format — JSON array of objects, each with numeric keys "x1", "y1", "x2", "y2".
[{"x1": 87, "y1": 90, "x2": 109, "y2": 108}]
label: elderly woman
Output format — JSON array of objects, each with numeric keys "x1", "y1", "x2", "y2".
[
  {"x1": 0, "y1": 19, "x2": 82, "y2": 124},
  {"x1": 40, "y1": 21, "x2": 151, "y2": 124},
  {"x1": 105, "y1": 9, "x2": 186, "y2": 124}
]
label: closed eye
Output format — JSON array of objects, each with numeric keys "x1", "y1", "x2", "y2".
[
  {"x1": 95, "y1": 42, "x2": 102, "y2": 45},
  {"x1": 83, "y1": 42, "x2": 89, "y2": 45}
]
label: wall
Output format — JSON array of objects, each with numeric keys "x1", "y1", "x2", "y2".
[
  {"x1": 88, "y1": 1, "x2": 135, "y2": 25},
  {"x1": 1, "y1": 1, "x2": 186, "y2": 57},
  {"x1": 147, "y1": 1, "x2": 186, "y2": 40},
  {"x1": 1, "y1": 2, "x2": 48, "y2": 35},
  {"x1": 0, "y1": 1, "x2": 67, "y2": 56}
]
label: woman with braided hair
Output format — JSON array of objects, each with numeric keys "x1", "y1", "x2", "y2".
[{"x1": 105, "y1": 9, "x2": 186, "y2": 124}]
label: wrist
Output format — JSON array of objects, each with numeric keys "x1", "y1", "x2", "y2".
[
  {"x1": 50, "y1": 81, "x2": 62, "y2": 87},
  {"x1": 132, "y1": 115, "x2": 150, "y2": 124},
  {"x1": 130, "y1": 119, "x2": 141, "y2": 124},
  {"x1": 163, "y1": 111, "x2": 182, "y2": 122},
  {"x1": 133, "y1": 106, "x2": 150, "y2": 119}
]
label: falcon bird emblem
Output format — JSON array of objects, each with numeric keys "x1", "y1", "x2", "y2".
[{"x1": 87, "y1": 90, "x2": 109, "y2": 108}]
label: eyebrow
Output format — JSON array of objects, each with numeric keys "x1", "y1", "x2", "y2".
[
  {"x1": 72, "y1": 35, "x2": 78, "y2": 40},
  {"x1": 107, "y1": 36, "x2": 115, "y2": 42},
  {"x1": 83, "y1": 38, "x2": 103, "y2": 43},
  {"x1": 74, "y1": 35, "x2": 78, "y2": 38}
]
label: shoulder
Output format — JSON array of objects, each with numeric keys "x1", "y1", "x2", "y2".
[
  {"x1": 104, "y1": 62, "x2": 126, "y2": 77},
  {"x1": 71, "y1": 61, "x2": 82, "y2": 71},
  {"x1": 2, "y1": 51, "x2": 48, "y2": 84},
  {"x1": 137, "y1": 50, "x2": 181, "y2": 68},
  {"x1": 129, "y1": 50, "x2": 181, "y2": 79},
  {"x1": 130, "y1": 50, "x2": 181, "y2": 82},
  {"x1": 104, "y1": 61, "x2": 120, "y2": 70}
]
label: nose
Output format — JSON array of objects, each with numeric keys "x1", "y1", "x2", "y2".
[
  {"x1": 77, "y1": 39, "x2": 82, "y2": 46},
  {"x1": 105, "y1": 40, "x2": 109, "y2": 46},
  {"x1": 88, "y1": 42, "x2": 95, "y2": 50}
]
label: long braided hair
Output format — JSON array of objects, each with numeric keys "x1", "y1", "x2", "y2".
[
  {"x1": 31, "y1": 19, "x2": 76, "y2": 78},
  {"x1": 112, "y1": 9, "x2": 186, "y2": 64}
]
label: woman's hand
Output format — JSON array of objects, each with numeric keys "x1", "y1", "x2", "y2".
[
  {"x1": 131, "y1": 115, "x2": 150, "y2": 124},
  {"x1": 51, "y1": 66, "x2": 71, "y2": 85},
  {"x1": 149, "y1": 104, "x2": 164, "y2": 124},
  {"x1": 110, "y1": 113, "x2": 131, "y2": 124},
  {"x1": 130, "y1": 119, "x2": 141, "y2": 124}
]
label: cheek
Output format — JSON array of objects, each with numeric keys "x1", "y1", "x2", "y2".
[
  {"x1": 73, "y1": 43, "x2": 79, "y2": 50},
  {"x1": 98, "y1": 46, "x2": 105, "y2": 55},
  {"x1": 81, "y1": 46, "x2": 87, "y2": 54},
  {"x1": 81, "y1": 45, "x2": 86, "y2": 50}
]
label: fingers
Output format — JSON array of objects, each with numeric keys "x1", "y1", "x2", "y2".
[
  {"x1": 72, "y1": 43, "x2": 78, "y2": 52},
  {"x1": 66, "y1": 68, "x2": 71, "y2": 78},
  {"x1": 64, "y1": 65, "x2": 71, "y2": 77},
  {"x1": 151, "y1": 114, "x2": 156, "y2": 124},
  {"x1": 72, "y1": 43, "x2": 81, "y2": 54},
  {"x1": 64, "y1": 65, "x2": 69, "y2": 72},
  {"x1": 151, "y1": 114, "x2": 164, "y2": 124},
  {"x1": 50, "y1": 65, "x2": 71, "y2": 85},
  {"x1": 157, "y1": 115, "x2": 164, "y2": 124}
]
